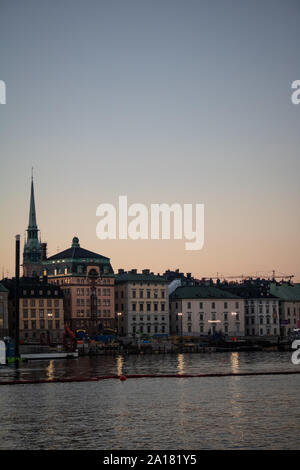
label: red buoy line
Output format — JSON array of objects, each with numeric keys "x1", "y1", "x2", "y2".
[{"x1": 0, "y1": 370, "x2": 300, "y2": 386}]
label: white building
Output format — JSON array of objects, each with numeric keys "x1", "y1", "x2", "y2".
[
  {"x1": 170, "y1": 285, "x2": 244, "y2": 337},
  {"x1": 221, "y1": 284, "x2": 280, "y2": 337}
]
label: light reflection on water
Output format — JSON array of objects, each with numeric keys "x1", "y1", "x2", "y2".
[{"x1": 0, "y1": 351, "x2": 299, "y2": 450}]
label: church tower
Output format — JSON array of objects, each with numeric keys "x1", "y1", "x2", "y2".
[{"x1": 23, "y1": 175, "x2": 43, "y2": 278}]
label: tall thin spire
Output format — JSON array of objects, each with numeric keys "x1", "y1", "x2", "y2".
[
  {"x1": 23, "y1": 171, "x2": 42, "y2": 277},
  {"x1": 28, "y1": 170, "x2": 37, "y2": 229}
]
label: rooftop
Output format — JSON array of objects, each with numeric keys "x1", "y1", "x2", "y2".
[
  {"x1": 46, "y1": 237, "x2": 110, "y2": 263},
  {"x1": 170, "y1": 285, "x2": 241, "y2": 300},
  {"x1": 116, "y1": 269, "x2": 167, "y2": 283}
]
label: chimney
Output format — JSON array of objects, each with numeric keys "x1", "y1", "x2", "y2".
[
  {"x1": 15, "y1": 235, "x2": 20, "y2": 359},
  {"x1": 41, "y1": 242, "x2": 47, "y2": 261}
]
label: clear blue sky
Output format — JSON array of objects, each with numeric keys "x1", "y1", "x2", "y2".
[{"x1": 0, "y1": 0, "x2": 299, "y2": 280}]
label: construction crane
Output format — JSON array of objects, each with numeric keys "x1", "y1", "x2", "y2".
[{"x1": 200, "y1": 271, "x2": 294, "y2": 281}]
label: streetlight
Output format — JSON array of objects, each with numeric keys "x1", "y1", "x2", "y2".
[
  {"x1": 231, "y1": 312, "x2": 238, "y2": 338},
  {"x1": 177, "y1": 312, "x2": 183, "y2": 338},
  {"x1": 116, "y1": 312, "x2": 122, "y2": 337}
]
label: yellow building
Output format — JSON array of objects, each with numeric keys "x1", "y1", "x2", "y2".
[
  {"x1": 19, "y1": 280, "x2": 65, "y2": 344},
  {"x1": 115, "y1": 269, "x2": 169, "y2": 337}
]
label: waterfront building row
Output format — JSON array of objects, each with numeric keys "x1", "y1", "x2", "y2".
[{"x1": 1, "y1": 176, "x2": 300, "y2": 343}]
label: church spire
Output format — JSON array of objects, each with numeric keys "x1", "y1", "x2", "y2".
[
  {"x1": 28, "y1": 171, "x2": 37, "y2": 230},
  {"x1": 23, "y1": 172, "x2": 42, "y2": 277}
]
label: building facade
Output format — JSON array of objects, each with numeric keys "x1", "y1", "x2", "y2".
[
  {"x1": 0, "y1": 283, "x2": 9, "y2": 338},
  {"x1": 270, "y1": 283, "x2": 300, "y2": 337},
  {"x1": 43, "y1": 237, "x2": 115, "y2": 336},
  {"x1": 170, "y1": 285, "x2": 244, "y2": 337},
  {"x1": 220, "y1": 283, "x2": 280, "y2": 337},
  {"x1": 115, "y1": 269, "x2": 169, "y2": 337},
  {"x1": 3, "y1": 278, "x2": 65, "y2": 344}
]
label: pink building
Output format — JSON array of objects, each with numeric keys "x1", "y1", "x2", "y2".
[{"x1": 43, "y1": 237, "x2": 115, "y2": 336}]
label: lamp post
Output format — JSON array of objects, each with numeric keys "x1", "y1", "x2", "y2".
[
  {"x1": 231, "y1": 312, "x2": 238, "y2": 338},
  {"x1": 117, "y1": 312, "x2": 122, "y2": 337},
  {"x1": 178, "y1": 312, "x2": 183, "y2": 338}
]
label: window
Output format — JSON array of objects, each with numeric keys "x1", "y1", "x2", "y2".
[
  {"x1": 139, "y1": 303, "x2": 144, "y2": 312},
  {"x1": 187, "y1": 302, "x2": 191, "y2": 309},
  {"x1": 39, "y1": 310, "x2": 44, "y2": 318},
  {"x1": 235, "y1": 302, "x2": 239, "y2": 309},
  {"x1": 147, "y1": 303, "x2": 151, "y2": 312},
  {"x1": 224, "y1": 302, "x2": 228, "y2": 309},
  {"x1": 132, "y1": 290, "x2": 136, "y2": 298},
  {"x1": 200, "y1": 302, "x2": 203, "y2": 309},
  {"x1": 154, "y1": 303, "x2": 158, "y2": 312},
  {"x1": 212, "y1": 302, "x2": 215, "y2": 309},
  {"x1": 132, "y1": 303, "x2": 136, "y2": 311}
]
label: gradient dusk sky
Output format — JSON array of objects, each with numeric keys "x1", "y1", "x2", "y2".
[{"x1": 0, "y1": 0, "x2": 299, "y2": 280}]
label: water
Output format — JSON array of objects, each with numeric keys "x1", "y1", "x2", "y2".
[{"x1": 0, "y1": 351, "x2": 299, "y2": 449}]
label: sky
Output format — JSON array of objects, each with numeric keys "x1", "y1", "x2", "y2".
[{"x1": 0, "y1": 0, "x2": 299, "y2": 280}]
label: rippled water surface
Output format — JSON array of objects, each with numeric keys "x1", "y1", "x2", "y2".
[{"x1": 0, "y1": 352, "x2": 299, "y2": 449}]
